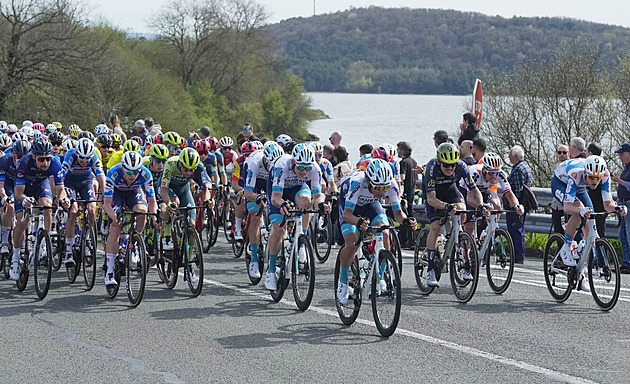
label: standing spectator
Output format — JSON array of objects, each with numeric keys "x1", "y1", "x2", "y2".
[
  {"x1": 569, "y1": 137, "x2": 587, "y2": 159},
  {"x1": 457, "y1": 112, "x2": 479, "y2": 145},
  {"x1": 323, "y1": 144, "x2": 336, "y2": 167},
  {"x1": 507, "y1": 145, "x2": 533, "y2": 264},
  {"x1": 329, "y1": 131, "x2": 342, "y2": 148},
  {"x1": 459, "y1": 139, "x2": 476, "y2": 165},
  {"x1": 433, "y1": 130, "x2": 449, "y2": 147},
  {"x1": 551, "y1": 144, "x2": 569, "y2": 234},
  {"x1": 188, "y1": 126, "x2": 210, "y2": 147},
  {"x1": 332, "y1": 146, "x2": 352, "y2": 184},
  {"x1": 236, "y1": 122, "x2": 259, "y2": 147},
  {"x1": 134, "y1": 119, "x2": 148, "y2": 145},
  {"x1": 611, "y1": 143, "x2": 630, "y2": 274},
  {"x1": 109, "y1": 114, "x2": 127, "y2": 143},
  {"x1": 397, "y1": 141, "x2": 418, "y2": 248},
  {"x1": 144, "y1": 117, "x2": 154, "y2": 133},
  {"x1": 587, "y1": 142, "x2": 606, "y2": 237},
  {"x1": 471, "y1": 136, "x2": 487, "y2": 163}
]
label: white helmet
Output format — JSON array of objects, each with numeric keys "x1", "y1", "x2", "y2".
[
  {"x1": 19, "y1": 126, "x2": 34, "y2": 138},
  {"x1": 94, "y1": 124, "x2": 109, "y2": 135},
  {"x1": 291, "y1": 143, "x2": 315, "y2": 165},
  {"x1": 366, "y1": 159, "x2": 394, "y2": 187},
  {"x1": 62, "y1": 138, "x2": 78, "y2": 153},
  {"x1": 263, "y1": 141, "x2": 284, "y2": 165},
  {"x1": 311, "y1": 142, "x2": 323, "y2": 154},
  {"x1": 481, "y1": 152, "x2": 503, "y2": 171},
  {"x1": 121, "y1": 151, "x2": 143, "y2": 171},
  {"x1": 7, "y1": 124, "x2": 18, "y2": 133},
  {"x1": 219, "y1": 136, "x2": 233, "y2": 147},
  {"x1": 76, "y1": 138, "x2": 95, "y2": 158},
  {"x1": 0, "y1": 134, "x2": 11, "y2": 148},
  {"x1": 0, "y1": 121, "x2": 7, "y2": 133},
  {"x1": 252, "y1": 140, "x2": 263, "y2": 150},
  {"x1": 584, "y1": 155, "x2": 607, "y2": 177},
  {"x1": 11, "y1": 132, "x2": 25, "y2": 144},
  {"x1": 383, "y1": 143, "x2": 397, "y2": 160},
  {"x1": 22, "y1": 120, "x2": 33, "y2": 127},
  {"x1": 276, "y1": 134, "x2": 292, "y2": 146}
]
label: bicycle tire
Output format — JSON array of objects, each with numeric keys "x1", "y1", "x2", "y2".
[
  {"x1": 292, "y1": 234, "x2": 316, "y2": 311},
  {"x1": 371, "y1": 250, "x2": 401, "y2": 337},
  {"x1": 81, "y1": 223, "x2": 97, "y2": 291},
  {"x1": 18, "y1": 228, "x2": 35, "y2": 292},
  {"x1": 222, "y1": 199, "x2": 236, "y2": 243},
  {"x1": 202, "y1": 207, "x2": 214, "y2": 252},
  {"x1": 66, "y1": 227, "x2": 81, "y2": 284},
  {"x1": 334, "y1": 249, "x2": 361, "y2": 325},
  {"x1": 312, "y1": 212, "x2": 332, "y2": 263},
  {"x1": 212, "y1": 204, "x2": 221, "y2": 245},
  {"x1": 232, "y1": 213, "x2": 246, "y2": 258},
  {"x1": 2, "y1": 253, "x2": 9, "y2": 279},
  {"x1": 543, "y1": 233, "x2": 572, "y2": 302},
  {"x1": 125, "y1": 232, "x2": 147, "y2": 307},
  {"x1": 387, "y1": 219, "x2": 403, "y2": 277},
  {"x1": 270, "y1": 248, "x2": 289, "y2": 303},
  {"x1": 184, "y1": 226, "x2": 204, "y2": 297},
  {"x1": 449, "y1": 231, "x2": 479, "y2": 303},
  {"x1": 413, "y1": 228, "x2": 435, "y2": 294},
  {"x1": 52, "y1": 211, "x2": 65, "y2": 272},
  {"x1": 485, "y1": 228, "x2": 514, "y2": 294},
  {"x1": 33, "y1": 229, "x2": 52, "y2": 300},
  {"x1": 157, "y1": 242, "x2": 178, "y2": 290},
  {"x1": 588, "y1": 238, "x2": 620, "y2": 311}
]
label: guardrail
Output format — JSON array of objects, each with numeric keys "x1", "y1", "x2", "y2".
[{"x1": 412, "y1": 187, "x2": 621, "y2": 238}]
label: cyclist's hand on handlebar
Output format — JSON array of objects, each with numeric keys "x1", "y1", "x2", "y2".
[
  {"x1": 280, "y1": 200, "x2": 294, "y2": 216},
  {"x1": 444, "y1": 203, "x2": 456, "y2": 216},
  {"x1": 23, "y1": 197, "x2": 35, "y2": 209},
  {"x1": 579, "y1": 206, "x2": 592, "y2": 218},
  {"x1": 403, "y1": 217, "x2": 418, "y2": 230},
  {"x1": 167, "y1": 201, "x2": 178, "y2": 214},
  {"x1": 151, "y1": 214, "x2": 162, "y2": 230},
  {"x1": 256, "y1": 194, "x2": 267, "y2": 207},
  {"x1": 318, "y1": 201, "x2": 331, "y2": 213},
  {"x1": 60, "y1": 197, "x2": 71, "y2": 210},
  {"x1": 478, "y1": 203, "x2": 492, "y2": 217},
  {"x1": 356, "y1": 217, "x2": 369, "y2": 232},
  {"x1": 615, "y1": 205, "x2": 627, "y2": 217}
]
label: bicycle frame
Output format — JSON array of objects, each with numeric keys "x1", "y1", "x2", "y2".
[
  {"x1": 548, "y1": 217, "x2": 599, "y2": 283},
  {"x1": 354, "y1": 228, "x2": 386, "y2": 294}
]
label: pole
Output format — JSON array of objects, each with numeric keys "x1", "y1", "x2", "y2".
[{"x1": 313, "y1": 0, "x2": 316, "y2": 16}]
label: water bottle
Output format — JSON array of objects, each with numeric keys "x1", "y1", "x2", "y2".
[
  {"x1": 479, "y1": 229, "x2": 487, "y2": 244},
  {"x1": 576, "y1": 240, "x2": 586, "y2": 257}
]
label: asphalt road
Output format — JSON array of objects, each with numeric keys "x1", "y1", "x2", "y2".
[{"x1": 1, "y1": 232, "x2": 629, "y2": 383}]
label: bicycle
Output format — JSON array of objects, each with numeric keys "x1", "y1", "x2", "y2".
[
  {"x1": 309, "y1": 191, "x2": 337, "y2": 263},
  {"x1": 240, "y1": 199, "x2": 270, "y2": 285},
  {"x1": 16, "y1": 205, "x2": 53, "y2": 300},
  {"x1": 334, "y1": 225, "x2": 402, "y2": 337},
  {"x1": 413, "y1": 210, "x2": 479, "y2": 302},
  {"x1": 105, "y1": 211, "x2": 157, "y2": 307},
  {"x1": 268, "y1": 208, "x2": 320, "y2": 311},
  {"x1": 63, "y1": 199, "x2": 101, "y2": 290},
  {"x1": 543, "y1": 212, "x2": 621, "y2": 311},
  {"x1": 382, "y1": 203, "x2": 404, "y2": 276},
  {"x1": 194, "y1": 185, "x2": 216, "y2": 252},
  {"x1": 155, "y1": 205, "x2": 204, "y2": 297},
  {"x1": 51, "y1": 204, "x2": 67, "y2": 272},
  {"x1": 222, "y1": 190, "x2": 237, "y2": 244},
  {"x1": 474, "y1": 210, "x2": 515, "y2": 294}
]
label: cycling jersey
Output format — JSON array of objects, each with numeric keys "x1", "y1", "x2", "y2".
[
  {"x1": 214, "y1": 150, "x2": 225, "y2": 174},
  {"x1": 202, "y1": 152, "x2": 219, "y2": 177},
  {"x1": 553, "y1": 158, "x2": 586, "y2": 185},
  {"x1": 161, "y1": 156, "x2": 212, "y2": 189},
  {"x1": 423, "y1": 158, "x2": 476, "y2": 195},
  {"x1": 271, "y1": 154, "x2": 322, "y2": 195},
  {"x1": 231, "y1": 156, "x2": 245, "y2": 187},
  {"x1": 356, "y1": 153, "x2": 372, "y2": 168},
  {"x1": 462, "y1": 164, "x2": 511, "y2": 193},
  {"x1": 107, "y1": 150, "x2": 124, "y2": 169},
  {"x1": 221, "y1": 149, "x2": 239, "y2": 166},
  {"x1": 553, "y1": 159, "x2": 612, "y2": 204},
  {"x1": 340, "y1": 171, "x2": 400, "y2": 211},
  {"x1": 97, "y1": 148, "x2": 115, "y2": 169},
  {"x1": 16, "y1": 154, "x2": 64, "y2": 188},
  {"x1": 104, "y1": 163, "x2": 155, "y2": 199},
  {"x1": 142, "y1": 156, "x2": 164, "y2": 198},
  {"x1": 62, "y1": 148, "x2": 104, "y2": 181},
  {"x1": 317, "y1": 158, "x2": 334, "y2": 183},
  {"x1": 244, "y1": 151, "x2": 270, "y2": 192},
  {"x1": 356, "y1": 159, "x2": 400, "y2": 181},
  {"x1": 0, "y1": 153, "x2": 18, "y2": 196}
]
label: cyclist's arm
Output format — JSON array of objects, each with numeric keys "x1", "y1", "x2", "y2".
[
  {"x1": 503, "y1": 189, "x2": 520, "y2": 209},
  {"x1": 426, "y1": 190, "x2": 450, "y2": 210},
  {"x1": 465, "y1": 187, "x2": 483, "y2": 209},
  {"x1": 0, "y1": 180, "x2": 6, "y2": 201},
  {"x1": 15, "y1": 184, "x2": 26, "y2": 205},
  {"x1": 103, "y1": 196, "x2": 117, "y2": 221}
]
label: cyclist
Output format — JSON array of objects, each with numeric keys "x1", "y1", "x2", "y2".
[
  {"x1": 0, "y1": 135, "x2": 11, "y2": 152},
  {"x1": 209, "y1": 137, "x2": 228, "y2": 186},
  {"x1": 45, "y1": 124, "x2": 57, "y2": 136},
  {"x1": 552, "y1": 155, "x2": 627, "y2": 269},
  {"x1": 336, "y1": 158, "x2": 416, "y2": 304},
  {"x1": 111, "y1": 133, "x2": 123, "y2": 151},
  {"x1": 20, "y1": 126, "x2": 34, "y2": 142},
  {"x1": 10, "y1": 139, "x2": 70, "y2": 280},
  {"x1": 265, "y1": 143, "x2": 330, "y2": 290},
  {"x1": 276, "y1": 134, "x2": 292, "y2": 153},
  {"x1": 0, "y1": 121, "x2": 7, "y2": 134},
  {"x1": 160, "y1": 147, "x2": 212, "y2": 250},
  {"x1": 312, "y1": 142, "x2": 336, "y2": 193},
  {"x1": 165, "y1": 131, "x2": 181, "y2": 157},
  {"x1": 0, "y1": 140, "x2": 31, "y2": 254},
  {"x1": 61, "y1": 138, "x2": 105, "y2": 266},
  {"x1": 7, "y1": 124, "x2": 18, "y2": 138},
  {"x1": 103, "y1": 151, "x2": 158, "y2": 286},
  {"x1": 48, "y1": 131, "x2": 65, "y2": 160},
  {"x1": 423, "y1": 142, "x2": 488, "y2": 287},
  {"x1": 195, "y1": 139, "x2": 220, "y2": 185},
  {"x1": 107, "y1": 139, "x2": 140, "y2": 169},
  {"x1": 95, "y1": 134, "x2": 115, "y2": 173},
  {"x1": 69, "y1": 124, "x2": 82, "y2": 140},
  {"x1": 143, "y1": 143, "x2": 169, "y2": 252},
  {"x1": 231, "y1": 141, "x2": 258, "y2": 240},
  {"x1": 219, "y1": 136, "x2": 238, "y2": 176}
]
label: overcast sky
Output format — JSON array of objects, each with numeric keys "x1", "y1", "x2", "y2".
[{"x1": 89, "y1": 0, "x2": 630, "y2": 33}]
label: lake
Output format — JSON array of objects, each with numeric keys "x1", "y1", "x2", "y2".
[{"x1": 306, "y1": 92, "x2": 470, "y2": 164}]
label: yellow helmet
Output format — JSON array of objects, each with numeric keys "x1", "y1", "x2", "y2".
[
  {"x1": 179, "y1": 147, "x2": 200, "y2": 169},
  {"x1": 436, "y1": 142, "x2": 460, "y2": 164},
  {"x1": 149, "y1": 144, "x2": 169, "y2": 160},
  {"x1": 123, "y1": 139, "x2": 140, "y2": 153},
  {"x1": 164, "y1": 131, "x2": 181, "y2": 146}
]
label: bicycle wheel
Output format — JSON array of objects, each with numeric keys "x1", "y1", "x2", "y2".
[
  {"x1": 232, "y1": 217, "x2": 245, "y2": 258},
  {"x1": 156, "y1": 242, "x2": 178, "y2": 289},
  {"x1": 371, "y1": 250, "x2": 401, "y2": 337},
  {"x1": 543, "y1": 233, "x2": 572, "y2": 302},
  {"x1": 387, "y1": 220, "x2": 403, "y2": 277},
  {"x1": 413, "y1": 228, "x2": 435, "y2": 294},
  {"x1": 270, "y1": 247, "x2": 289, "y2": 302},
  {"x1": 66, "y1": 232, "x2": 81, "y2": 284},
  {"x1": 334, "y1": 249, "x2": 361, "y2": 325},
  {"x1": 311, "y1": 212, "x2": 332, "y2": 263},
  {"x1": 81, "y1": 223, "x2": 97, "y2": 291},
  {"x1": 125, "y1": 232, "x2": 147, "y2": 307},
  {"x1": 222, "y1": 199, "x2": 236, "y2": 242},
  {"x1": 449, "y1": 231, "x2": 479, "y2": 303},
  {"x1": 202, "y1": 207, "x2": 214, "y2": 252},
  {"x1": 184, "y1": 226, "x2": 204, "y2": 297},
  {"x1": 292, "y1": 234, "x2": 316, "y2": 311},
  {"x1": 588, "y1": 238, "x2": 620, "y2": 311},
  {"x1": 2, "y1": 253, "x2": 9, "y2": 279},
  {"x1": 485, "y1": 228, "x2": 514, "y2": 294},
  {"x1": 33, "y1": 229, "x2": 52, "y2": 300},
  {"x1": 52, "y1": 210, "x2": 65, "y2": 271}
]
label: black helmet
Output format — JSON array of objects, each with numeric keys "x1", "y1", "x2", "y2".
[
  {"x1": 96, "y1": 134, "x2": 113, "y2": 147},
  {"x1": 13, "y1": 139, "x2": 32, "y2": 156},
  {"x1": 78, "y1": 131, "x2": 95, "y2": 141},
  {"x1": 48, "y1": 131, "x2": 64, "y2": 145},
  {"x1": 31, "y1": 139, "x2": 53, "y2": 156}
]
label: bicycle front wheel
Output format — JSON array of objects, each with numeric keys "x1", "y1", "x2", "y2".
[
  {"x1": 292, "y1": 234, "x2": 315, "y2": 311},
  {"x1": 33, "y1": 229, "x2": 52, "y2": 300},
  {"x1": 588, "y1": 238, "x2": 620, "y2": 311},
  {"x1": 201, "y1": 207, "x2": 214, "y2": 252},
  {"x1": 125, "y1": 232, "x2": 147, "y2": 307},
  {"x1": 81, "y1": 223, "x2": 97, "y2": 291},
  {"x1": 184, "y1": 226, "x2": 204, "y2": 297},
  {"x1": 334, "y1": 249, "x2": 361, "y2": 325},
  {"x1": 387, "y1": 222, "x2": 403, "y2": 277},
  {"x1": 371, "y1": 250, "x2": 401, "y2": 337},
  {"x1": 485, "y1": 228, "x2": 514, "y2": 294},
  {"x1": 52, "y1": 211, "x2": 65, "y2": 271},
  {"x1": 413, "y1": 228, "x2": 435, "y2": 294},
  {"x1": 543, "y1": 233, "x2": 572, "y2": 302},
  {"x1": 449, "y1": 232, "x2": 479, "y2": 303},
  {"x1": 222, "y1": 199, "x2": 236, "y2": 243},
  {"x1": 311, "y1": 212, "x2": 332, "y2": 263}
]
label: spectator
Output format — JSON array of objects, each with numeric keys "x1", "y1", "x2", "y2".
[
  {"x1": 587, "y1": 142, "x2": 606, "y2": 237},
  {"x1": 148, "y1": 123, "x2": 162, "y2": 136},
  {"x1": 109, "y1": 114, "x2": 127, "y2": 143},
  {"x1": 332, "y1": 146, "x2": 352, "y2": 184},
  {"x1": 459, "y1": 139, "x2": 476, "y2": 165},
  {"x1": 134, "y1": 119, "x2": 148, "y2": 145},
  {"x1": 144, "y1": 117, "x2": 154, "y2": 132},
  {"x1": 611, "y1": 143, "x2": 630, "y2": 274},
  {"x1": 397, "y1": 141, "x2": 418, "y2": 248},
  {"x1": 433, "y1": 130, "x2": 449, "y2": 147},
  {"x1": 569, "y1": 137, "x2": 587, "y2": 159},
  {"x1": 471, "y1": 136, "x2": 487, "y2": 163},
  {"x1": 188, "y1": 126, "x2": 210, "y2": 147},
  {"x1": 236, "y1": 122, "x2": 259, "y2": 147},
  {"x1": 507, "y1": 145, "x2": 533, "y2": 264},
  {"x1": 551, "y1": 144, "x2": 569, "y2": 234},
  {"x1": 329, "y1": 131, "x2": 342, "y2": 148},
  {"x1": 458, "y1": 112, "x2": 479, "y2": 145},
  {"x1": 323, "y1": 144, "x2": 336, "y2": 166}
]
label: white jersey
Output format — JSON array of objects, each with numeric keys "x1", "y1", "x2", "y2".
[
  {"x1": 462, "y1": 164, "x2": 511, "y2": 193},
  {"x1": 271, "y1": 154, "x2": 323, "y2": 194},
  {"x1": 244, "y1": 150, "x2": 269, "y2": 191}
]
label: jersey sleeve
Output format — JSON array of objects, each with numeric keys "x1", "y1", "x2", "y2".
[
  {"x1": 386, "y1": 180, "x2": 402, "y2": 210},
  {"x1": 245, "y1": 162, "x2": 258, "y2": 191},
  {"x1": 423, "y1": 160, "x2": 437, "y2": 194},
  {"x1": 50, "y1": 158, "x2": 64, "y2": 185},
  {"x1": 195, "y1": 163, "x2": 212, "y2": 188},
  {"x1": 497, "y1": 171, "x2": 511, "y2": 193},
  {"x1": 272, "y1": 162, "x2": 287, "y2": 194},
  {"x1": 231, "y1": 161, "x2": 241, "y2": 185},
  {"x1": 459, "y1": 163, "x2": 477, "y2": 192},
  {"x1": 92, "y1": 150, "x2": 104, "y2": 177},
  {"x1": 601, "y1": 171, "x2": 612, "y2": 202},
  {"x1": 104, "y1": 168, "x2": 116, "y2": 199},
  {"x1": 141, "y1": 167, "x2": 155, "y2": 198},
  {"x1": 308, "y1": 165, "x2": 323, "y2": 195},
  {"x1": 62, "y1": 150, "x2": 73, "y2": 177},
  {"x1": 343, "y1": 178, "x2": 362, "y2": 210},
  {"x1": 161, "y1": 160, "x2": 175, "y2": 189},
  {"x1": 0, "y1": 157, "x2": 6, "y2": 182}
]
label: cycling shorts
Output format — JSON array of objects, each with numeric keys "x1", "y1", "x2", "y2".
[
  {"x1": 267, "y1": 183, "x2": 312, "y2": 225},
  {"x1": 65, "y1": 178, "x2": 96, "y2": 202},
  {"x1": 111, "y1": 188, "x2": 147, "y2": 214},
  {"x1": 168, "y1": 183, "x2": 196, "y2": 221},
  {"x1": 15, "y1": 180, "x2": 53, "y2": 213},
  {"x1": 426, "y1": 183, "x2": 464, "y2": 223},
  {"x1": 339, "y1": 201, "x2": 387, "y2": 235}
]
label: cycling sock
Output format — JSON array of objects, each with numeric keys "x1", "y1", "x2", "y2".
[
  {"x1": 379, "y1": 261, "x2": 386, "y2": 280},
  {"x1": 339, "y1": 265, "x2": 349, "y2": 283},
  {"x1": 564, "y1": 233, "x2": 573, "y2": 245},
  {"x1": 427, "y1": 249, "x2": 436, "y2": 271},
  {"x1": 66, "y1": 238, "x2": 73, "y2": 254},
  {"x1": 250, "y1": 243, "x2": 259, "y2": 263},
  {"x1": 0, "y1": 226, "x2": 9, "y2": 243},
  {"x1": 235, "y1": 217, "x2": 242, "y2": 231},
  {"x1": 164, "y1": 223, "x2": 172, "y2": 237},
  {"x1": 12, "y1": 247, "x2": 20, "y2": 263},
  {"x1": 105, "y1": 253, "x2": 116, "y2": 272},
  {"x1": 268, "y1": 253, "x2": 277, "y2": 274}
]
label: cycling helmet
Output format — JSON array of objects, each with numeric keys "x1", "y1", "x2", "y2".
[
  {"x1": 7, "y1": 124, "x2": 18, "y2": 133},
  {"x1": 52, "y1": 121, "x2": 62, "y2": 130},
  {"x1": 179, "y1": 147, "x2": 200, "y2": 169},
  {"x1": 481, "y1": 152, "x2": 503, "y2": 171},
  {"x1": 383, "y1": 143, "x2": 397, "y2": 161},
  {"x1": 366, "y1": 159, "x2": 394, "y2": 187},
  {"x1": 19, "y1": 126, "x2": 34, "y2": 138},
  {"x1": 78, "y1": 130, "x2": 95, "y2": 141},
  {"x1": 371, "y1": 146, "x2": 391, "y2": 162},
  {"x1": 69, "y1": 124, "x2": 81, "y2": 139},
  {"x1": 111, "y1": 133, "x2": 122, "y2": 148},
  {"x1": 291, "y1": 143, "x2": 315, "y2": 165},
  {"x1": 96, "y1": 134, "x2": 113, "y2": 147},
  {"x1": 32, "y1": 123, "x2": 45, "y2": 132},
  {"x1": 311, "y1": 142, "x2": 323, "y2": 154},
  {"x1": 153, "y1": 133, "x2": 164, "y2": 145},
  {"x1": 584, "y1": 155, "x2": 607, "y2": 177},
  {"x1": 0, "y1": 121, "x2": 8, "y2": 133},
  {"x1": 33, "y1": 131, "x2": 43, "y2": 141},
  {"x1": 45, "y1": 124, "x2": 57, "y2": 135},
  {"x1": 263, "y1": 141, "x2": 284, "y2": 165},
  {"x1": 123, "y1": 139, "x2": 140, "y2": 153},
  {"x1": 22, "y1": 120, "x2": 33, "y2": 127},
  {"x1": 48, "y1": 131, "x2": 64, "y2": 145},
  {"x1": 436, "y1": 142, "x2": 460, "y2": 164},
  {"x1": 253, "y1": 140, "x2": 263, "y2": 150},
  {"x1": 207, "y1": 137, "x2": 219, "y2": 151},
  {"x1": 219, "y1": 136, "x2": 233, "y2": 148},
  {"x1": 284, "y1": 141, "x2": 296, "y2": 153},
  {"x1": 11, "y1": 132, "x2": 25, "y2": 144},
  {"x1": 178, "y1": 136, "x2": 187, "y2": 149},
  {"x1": 120, "y1": 151, "x2": 143, "y2": 171},
  {"x1": 62, "y1": 138, "x2": 78, "y2": 153},
  {"x1": 145, "y1": 135, "x2": 153, "y2": 146},
  {"x1": 240, "y1": 141, "x2": 258, "y2": 157},
  {"x1": 195, "y1": 139, "x2": 212, "y2": 153},
  {"x1": 75, "y1": 138, "x2": 95, "y2": 158},
  {"x1": 13, "y1": 139, "x2": 31, "y2": 156},
  {"x1": 31, "y1": 139, "x2": 53, "y2": 156},
  {"x1": 276, "y1": 134, "x2": 292, "y2": 147},
  {"x1": 130, "y1": 136, "x2": 142, "y2": 146},
  {"x1": 94, "y1": 124, "x2": 109, "y2": 136},
  {"x1": 164, "y1": 131, "x2": 180, "y2": 146},
  {"x1": 0, "y1": 134, "x2": 11, "y2": 149},
  {"x1": 149, "y1": 143, "x2": 169, "y2": 160}
]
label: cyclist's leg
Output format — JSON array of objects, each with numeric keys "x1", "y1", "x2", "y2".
[
  {"x1": 105, "y1": 192, "x2": 125, "y2": 279},
  {"x1": 35, "y1": 180, "x2": 54, "y2": 231},
  {"x1": 267, "y1": 203, "x2": 286, "y2": 274},
  {"x1": 124, "y1": 188, "x2": 147, "y2": 232},
  {"x1": 12, "y1": 197, "x2": 29, "y2": 275},
  {"x1": 246, "y1": 200, "x2": 262, "y2": 262},
  {"x1": 176, "y1": 185, "x2": 195, "y2": 227},
  {"x1": 1, "y1": 183, "x2": 15, "y2": 252},
  {"x1": 234, "y1": 193, "x2": 245, "y2": 238},
  {"x1": 64, "y1": 185, "x2": 79, "y2": 263},
  {"x1": 77, "y1": 179, "x2": 97, "y2": 223},
  {"x1": 295, "y1": 184, "x2": 312, "y2": 234}
]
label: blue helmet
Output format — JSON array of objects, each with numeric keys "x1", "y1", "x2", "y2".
[
  {"x1": 31, "y1": 139, "x2": 53, "y2": 156},
  {"x1": 13, "y1": 139, "x2": 32, "y2": 156}
]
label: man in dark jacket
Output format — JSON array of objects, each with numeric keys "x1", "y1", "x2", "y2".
[{"x1": 458, "y1": 112, "x2": 479, "y2": 145}]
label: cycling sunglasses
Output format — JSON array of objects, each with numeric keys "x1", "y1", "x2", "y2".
[
  {"x1": 441, "y1": 163, "x2": 456, "y2": 169},
  {"x1": 151, "y1": 157, "x2": 167, "y2": 164},
  {"x1": 198, "y1": 151, "x2": 208, "y2": 156},
  {"x1": 486, "y1": 170, "x2": 501, "y2": 176},
  {"x1": 168, "y1": 145, "x2": 179, "y2": 151},
  {"x1": 587, "y1": 175, "x2": 603, "y2": 181},
  {"x1": 37, "y1": 157, "x2": 52, "y2": 163},
  {"x1": 372, "y1": 184, "x2": 391, "y2": 192},
  {"x1": 296, "y1": 164, "x2": 313, "y2": 172},
  {"x1": 99, "y1": 145, "x2": 110, "y2": 149},
  {"x1": 78, "y1": 155, "x2": 92, "y2": 161},
  {"x1": 124, "y1": 169, "x2": 140, "y2": 175}
]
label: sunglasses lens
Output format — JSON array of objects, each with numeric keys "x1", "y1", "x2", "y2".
[
  {"x1": 38, "y1": 157, "x2": 51, "y2": 162},
  {"x1": 125, "y1": 169, "x2": 139, "y2": 175}
]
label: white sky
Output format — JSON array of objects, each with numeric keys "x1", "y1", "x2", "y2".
[{"x1": 88, "y1": 0, "x2": 630, "y2": 33}]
